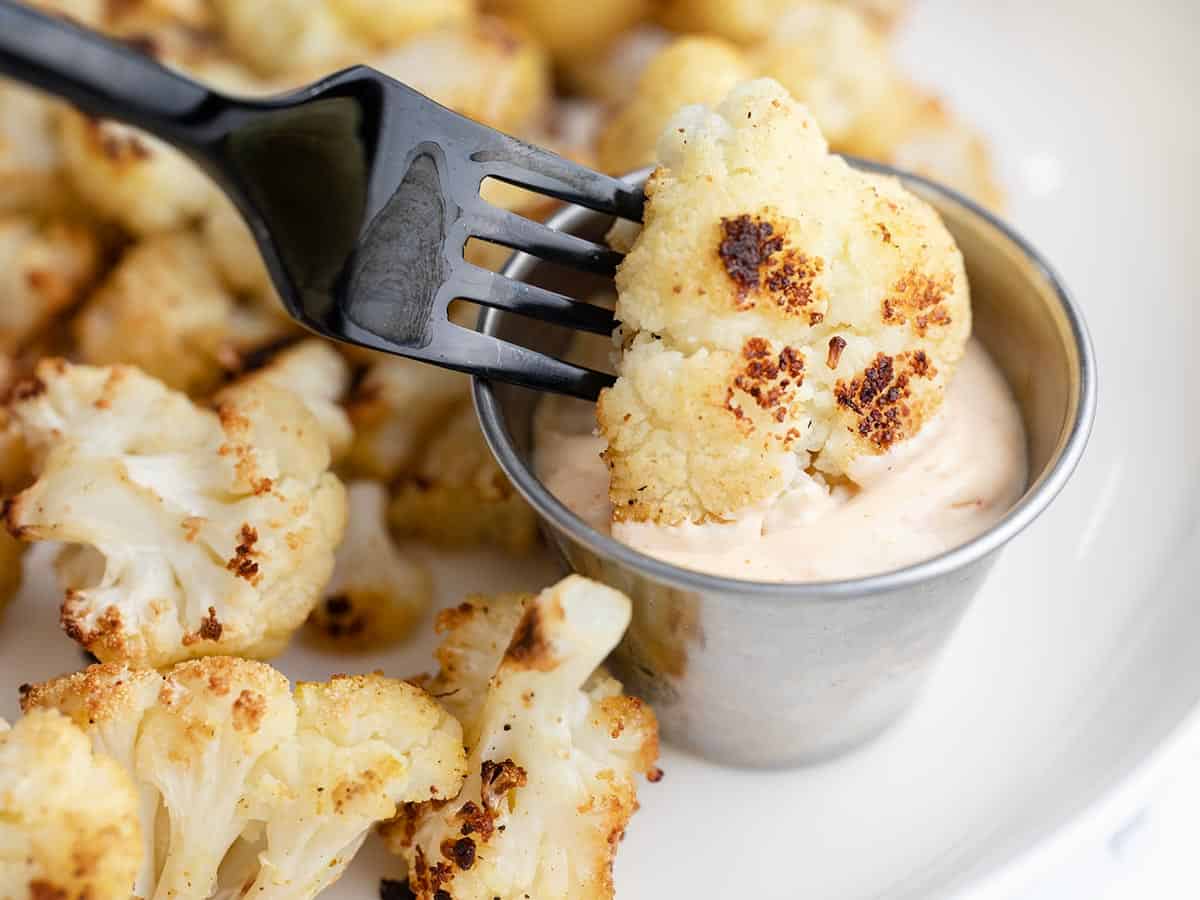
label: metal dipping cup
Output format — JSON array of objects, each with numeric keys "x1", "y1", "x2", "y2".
[{"x1": 473, "y1": 163, "x2": 1097, "y2": 768}]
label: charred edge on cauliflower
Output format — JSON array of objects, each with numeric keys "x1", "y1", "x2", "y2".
[
  {"x1": 827, "y1": 336, "x2": 847, "y2": 369},
  {"x1": 183, "y1": 606, "x2": 223, "y2": 645},
  {"x1": 724, "y1": 337, "x2": 807, "y2": 428},
  {"x1": 881, "y1": 270, "x2": 956, "y2": 336},
  {"x1": 717, "y1": 213, "x2": 826, "y2": 321},
  {"x1": 503, "y1": 599, "x2": 561, "y2": 672},
  {"x1": 834, "y1": 351, "x2": 937, "y2": 449},
  {"x1": 226, "y1": 523, "x2": 261, "y2": 583}
]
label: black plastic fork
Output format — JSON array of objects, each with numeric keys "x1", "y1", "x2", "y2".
[{"x1": 0, "y1": 0, "x2": 641, "y2": 398}]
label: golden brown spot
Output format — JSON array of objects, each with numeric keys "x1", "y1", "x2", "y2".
[
  {"x1": 226, "y1": 524, "x2": 261, "y2": 584},
  {"x1": 877, "y1": 222, "x2": 893, "y2": 244},
  {"x1": 834, "y1": 351, "x2": 937, "y2": 450},
  {"x1": 881, "y1": 271, "x2": 955, "y2": 336},
  {"x1": 724, "y1": 338, "x2": 805, "y2": 424},
  {"x1": 29, "y1": 881, "x2": 68, "y2": 900},
  {"x1": 232, "y1": 689, "x2": 266, "y2": 732},
  {"x1": 182, "y1": 516, "x2": 205, "y2": 542},
  {"x1": 480, "y1": 758, "x2": 527, "y2": 813},
  {"x1": 827, "y1": 336, "x2": 847, "y2": 369},
  {"x1": 647, "y1": 767, "x2": 664, "y2": 783}
]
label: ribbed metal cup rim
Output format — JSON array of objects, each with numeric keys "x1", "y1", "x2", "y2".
[{"x1": 473, "y1": 160, "x2": 1098, "y2": 603}]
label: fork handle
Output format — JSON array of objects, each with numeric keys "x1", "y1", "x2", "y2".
[{"x1": 0, "y1": 0, "x2": 216, "y2": 148}]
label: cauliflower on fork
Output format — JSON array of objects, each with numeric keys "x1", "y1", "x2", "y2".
[
  {"x1": 4, "y1": 358, "x2": 347, "y2": 667},
  {"x1": 598, "y1": 79, "x2": 970, "y2": 525},
  {"x1": 21, "y1": 657, "x2": 468, "y2": 900},
  {"x1": 384, "y1": 575, "x2": 660, "y2": 900},
  {"x1": 0, "y1": 708, "x2": 143, "y2": 900}
]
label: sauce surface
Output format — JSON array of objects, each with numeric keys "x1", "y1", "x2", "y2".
[{"x1": 533, "y1": 339, "x2": 1027, "y2": 582}]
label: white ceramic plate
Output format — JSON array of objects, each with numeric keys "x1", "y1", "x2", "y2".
[{"x1": 2, "y1": 1, "x2": 1197, "y2": 897}]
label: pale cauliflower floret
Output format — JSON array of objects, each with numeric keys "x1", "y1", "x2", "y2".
[
  {"x1": 0, "y1": 214, "x2": 101, "y2": 354},
  {"x1": 752, "y1": 2, "x2": 895, "y2": 148},
  {"x1": 210, "y1": 0, "x2": 363, "y2": 76},
  {"x1": 388, "y1": 403, "x2": 539, "y2": 554},
  {"x1": 22, "y1": 658, "x2": 467, "y2": 900},
  {"x1": 220, "y1": 339, "x2": 354, "y2": 462},
  {"x1": 19, "y1": 664, "x2": 165, "y2": 897},
  {"x1": 5, "y1": 359, "x2": 347, "y2": 666},
  {"x1": 599, "y1": 80, "x2": 970, "y2": 524},
  {"x1": 372, "y1": 18, "x2": 551, "y2": 133},
  {"x1": 596, "y1": 36, "x2": 753, "y2": 176},
  {"x1": 0, "y1": 709, "x2": 142, "y2": 900},
  {"x1": 73, "y1": 231, "x2": 235, "y2": 395},
  {"x1": 307, "y1": 480, "x2": 431, "y2": 650},
  {"x1": 485, "y1": 0, "x2": 647, "y2": 61},
  {"x1": 245, "y1": 674, "x2": 467, "y2": 899},
  {"x1": 329, "y1": 0, "x2": 474, "y2": 46},
  {"x1": 0, "y1": 81, "x2": 72, "y2": 215},
  {"x1": 202, "y1": 194, "x2": 277, "y2": 303},
  {"x1": 347, "y1": 355, "x2": 470, "y2": 480},
  {"x1": 865, "y1": 85, "x2": 1005, "y2": 211},
  {"x1": 386, "y1": 576, "x2": 659, "y2": 900},
  {"x1": 58, "y1": 109, "x2": 218, "y2": 234},
  {"x1": 558, "y1": 24, "x2": 672, "y2": 106},
  {"x1": 654, "y1": 0, "x2": 798, "y2": 44}
]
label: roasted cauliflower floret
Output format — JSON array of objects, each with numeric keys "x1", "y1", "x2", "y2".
[
  {"x1": 347, "y1": 355, "x2": 470, "y2": 480},
  {"x1": 0, "y1": 524, "x2": 23, "y2": 618},
  {"x1": 4, "y1": 358, "x2": 347, "y2": 666},
  {"x1": 372, "y1": 18, "x2": 551, "y2": 134},
  {"x1": 868, "y1": 85, "x2": 1005, "y2": 211},
  {"x1": 558, "y1": 24, "x2": 672, "y2": 106},
  {"x1": 73, "y1": 231, "x2": 235, "y2": 395},
  {"x1": 0, "y1": 708, "x2": 142, "y2": 900},
  {"x1": 329, "y1": 0, "x2": 474, "y2": 46},
  {"x1": 0, "y1": 81, "x2": 71, "y2": 215},
  {"x1": 220, "y1": 339, "x2": 354, "y2": 462},
  {"x1": 58, "y1": 109, "x2": 218, "y2": 234},
  {"x1": 595, "y1": 36, "x2": 753, "y2": 176},
  {"x1": 0, "y1": 213, "x2": 101, "y2": 354},
  {"x1": 388, "y1": 403, "x2": 539, "y2": 554},
  {"x1": 210, "y1": 0, "x2": 362, "y2": 76},
  {"x1": 245, "y1": 674, "x2": 467, "y2": 899},
  {"x1": 598, "y1": 80, "x2": 970, "y2": 524},
  {"x1": 384, "y1": 576, "x2": 659, "y2": 900},
  {"x1": 484, "y1": 0, "x2": 648, "y2": 61},
  {"x1": 307, "y1": 480, "x2": 432, "y2": 650},
  {"x1": 654, "y1": 0, "x2": 798, "y2": 44},
  {"x1": 752, "y1": 2, "x2": 895, "y2": 149},
  {"x1": 22, "y1": 658, "x2": 467, "y2": 900},
  {"x1": 202, "y1": 194, "x2": 278, "y2": 304}
]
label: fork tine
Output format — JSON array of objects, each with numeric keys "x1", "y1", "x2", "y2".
[
  {"x1": 450, "y1": 265, "x2": 616, "y2": 335},
  {"x1": 437, "y1": 323, "x2": 615, "y2": 399},
  {"x1": 470, "y1": 134, "x2": 644, "y2": 222},
  {"x1": 467, "y1": 203, "x2": 623, "y2": 276}
]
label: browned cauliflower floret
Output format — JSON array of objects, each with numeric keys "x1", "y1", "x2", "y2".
[
  {"x1": 0, "y1": 81, "x2": 72, "y2": 215},
  {"x1": 371, "y1": 18, "x2": 551, "y2": 134},
  {"x1": 598, "y1": 80, "x2": 970, "y2": 525},
  {"x1": 202, "y1": 193, "x2": 277, "y2": 301},
  {"x1": 558, "y1": 24, "x2": 672, "y2": 106},
  {"x1": 347, "y1": 355, "x2": 470, "y2": 480},
  {"x1": 0, "y1": 213, "x2": 101, "y2": 354},
  {"x1": 653, "y1": 0, "x2": 798, "y2": 44},
  {"x1": 484, "y1": 0, "x2": 648, "y2": 61},
  {"x1": 0, "y1": 520, "x2": 22, "y2": 617},
  {"x1": 388, "y1": 403, "x2": 539, "y2": 554},
  {"x1": 328, "y1": 0, "x2": 475, "y2": 46},
  {"x1": 72, "y1": 231, "x2": 235, "y2": 395},
  {"x1": 0, "y1": 708, "x2": 142, "y2": 900},
  {"x1": 57, "y1": 109, "x2": 219, "y2": 234},
  {"x1": 307, "y1": 480, "x2": 432, "y2": 650},
  {"x1": 22, "y1": 658, "x2": 467, "y2": 900},
  {"x1": 596, "y1": 36, "x2": 753, "y2": 175},
  {"x1": 382, "y1": 576, "x2": 659, "y2": 900},
  {"x1": 751, "y1": 2, "x2": 895, "y2": 149},
  {"x1": 220, "y1": 339, "x2": 354, "y2": 462},
  {"x1": 4, "y1": 358, "x2": 347, "y2": 667},
  {"x1": 852, "y1": 83, "x2": 1005, "y2": 211}
]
